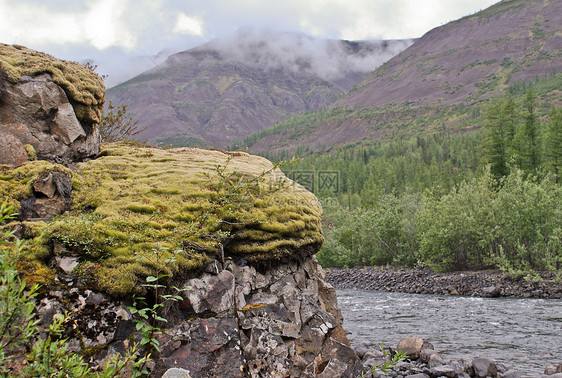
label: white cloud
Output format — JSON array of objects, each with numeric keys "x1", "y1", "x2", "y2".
[
  {"x1": 174, "y1": 13, "x2": 205, "y2": 36},
  {"x1": 0, "y1": 0, "x2": 502, "y2": 86},
  {"x1": 85, "y1": 0, "x2": 136, "y2": 50},
  {"x1": 0, "y1": 0, "x2": 135, "y2": 50}
]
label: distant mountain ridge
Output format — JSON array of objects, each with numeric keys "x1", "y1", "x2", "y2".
[
  {"x1": 106, "y1": 29, "x2": 413, "y2": 147},
  {"x1": 246, "y1": 0, "x2": 562, "y2": 154}
]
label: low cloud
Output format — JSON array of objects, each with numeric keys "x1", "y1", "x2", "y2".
[{"x1": 202, "y1": 28, "x2": 414, "y2": 81}]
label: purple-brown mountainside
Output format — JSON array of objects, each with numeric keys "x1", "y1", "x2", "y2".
[
  {"x1": 247, "y1": 0, "x2": 562, "y2": 154},
  {"x1": 106, "y1": 29, "x2": 413, "y2": 148},
  {"x1": 337, "y1": 0, "x2": 561, "y2": 109}
]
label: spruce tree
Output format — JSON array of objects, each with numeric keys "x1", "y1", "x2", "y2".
[
  {"x1": 483, "y1": 96, "x2": 517, "y2": 179},
  {"x1": 546, "y1": 106, "x2": 562, "y2": 183},
  {"x1": 521, "y1": 89, "x2": 541, "y2": 172}
]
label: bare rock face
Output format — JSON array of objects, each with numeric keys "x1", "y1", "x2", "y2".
[
  {"x1": 34, "y1": 256, "x2": 362, "y2": 378},
  {"x1": 0, "y1": 128, "x2": 28, "y2": 166},
  {"x1": 0, "y1": 73, "x2": 101, "y2": 164},
  {"x1": 19, "y1": 171, "x2": 72, "y2": 220}
]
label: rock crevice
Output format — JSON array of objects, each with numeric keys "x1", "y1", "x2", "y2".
[{"x1": 37, "y1": 256, "x2": 362, "y2": 377}]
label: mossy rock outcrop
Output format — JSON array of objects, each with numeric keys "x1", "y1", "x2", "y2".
[
  {"x1": 1, "y1": 144, "x2": 323, "y2": 296},
  {"x1": 0, "y1": 43, "x2": 105, "y2": 124}
]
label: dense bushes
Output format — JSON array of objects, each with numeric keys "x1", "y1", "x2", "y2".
[
  {"x1": 419, "y1": 170, "x2": 561, "y2": 272},
  {"x1": 317, "y1": 192, "x2": 421, "y2": 268},
  {"x1": 317, "y1": 169, "x2": 562, "y2": 273}
]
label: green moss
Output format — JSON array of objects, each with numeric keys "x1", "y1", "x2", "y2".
[
  {"x1": 125, "y1": 203, "x2": 157, "y2": 214},
  {"x1": 3, "y1": 143, "x2": 323, "y2": 297},
  {"x1": 24, "y1": 145, "x2": 36, "y2": 161},
  {"x1": 0, "y1": 44, "x2": 105, "y2": 124}
]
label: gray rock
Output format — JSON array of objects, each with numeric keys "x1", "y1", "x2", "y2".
[
  {"x1": 429, "y1": 365, "x2": 457, "y2": 378},
  {"x1": 162, "y1": 368, "x2": 191, "y2": 378},
  {"x1": 55, "y1": 256, "x2": 80, "y2": 274},
  {"x1": 321, "y1": 337, "x2": 360, "y2": 368},
  {"x1": 501, "y1": 370, "x2": 525, "y2": 378},
  {"x1": 428, "y1": 353, "x2": 446, "y2": 368},
  {"x1": 482, "y1": 286, "x2": 501, "y2": 297},
  {"x1": 447, "y1": 285, "x2": 460, "y2": 295},
  {"x1": 496, "y1": 363, "x2": 509, "y2": 374},
  {"x1": 29, "y1": 256, "x2": 363, "y2": 378},
  {"x1": 317, "y1": 358, "x2": 349, "y2": 377},
  {"x1": 0, "y1": 128, "x2": 28, "y2": 166},
  {"x1": 420, "y1": 349, "x2": 440, "y2": 363},
  {"x1": 405, "y1": 374, "x2": 430, "y2": 378},
  {"x1": 19, "y1": 171, "x2": 72, "y2": 221},
  {"x1": 85, "y1": 292, "x2": 107, "y2": 307},
  {"x1": 397, "y1": 337, "x2": 425, "y2": 359},
  {"x1": 355, "y1": 343, "x2": 370, "y2": 359},
  {"x1": 471, "y1": 356, "x2": 497, "y2": 378},
  {"x1": 180, "y1": 270, "x2": 235, "y2": 314},
  {"x1": 0, "y1": 73, "x2": 101, "y2": 164}
]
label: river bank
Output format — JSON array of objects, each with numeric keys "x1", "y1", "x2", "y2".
[
  {"x1": 326, "y1": 267, "x2": 562, "y2": 299},
  {"x1": 354, "y1": 336, "x2": 562, "y2": 378}
]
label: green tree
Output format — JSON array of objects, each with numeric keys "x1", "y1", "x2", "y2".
[
  {"x1": 519, "y1": 89, "x2": 541, "y2": 172},
  {"x1": 483, "y1": 96, "x2": 517, "y2": 179},
  {"x1": 546, "y1": 106, "x2": 562, "y2": 183}
]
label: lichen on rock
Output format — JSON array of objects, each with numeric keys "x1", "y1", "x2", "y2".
[
  {"x1": 2, "y1": 143, "x2": 323, "y2": 297},
  {"x1": 0, "y1": 43, "x2": 105, "y2": 124}
]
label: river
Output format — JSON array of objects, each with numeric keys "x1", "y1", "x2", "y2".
[{"x1": 337, "y1": 289, "x2": 562, "y2": 375}]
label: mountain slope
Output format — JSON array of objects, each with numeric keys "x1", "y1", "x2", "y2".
[
  {"x1": 106, "y1": 30, "x2": 413, "y2": 147},
  {"x1": 246, "y1": 0, "x2": 562, "y2": 153}
]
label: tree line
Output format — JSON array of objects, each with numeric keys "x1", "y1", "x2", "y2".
[{"x1": 282, "y1": 89, "x2": 562, "y2": 274}]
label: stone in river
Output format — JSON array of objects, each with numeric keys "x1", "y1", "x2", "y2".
[
  {"x1": 429, "y1": 365, "x2": 457, "y2": 378},
  {"x1": 397, "y1": 337, "x2": 424, "y2": 359},
  {"x1": 470, "y1": 356, "x2": 497, "y2": 377}
]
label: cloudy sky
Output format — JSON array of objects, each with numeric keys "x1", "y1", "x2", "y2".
[{"x1": 0, "y1": 0, "x2": 500, "y2": 87}]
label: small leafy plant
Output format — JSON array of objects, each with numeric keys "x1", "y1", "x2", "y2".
[
  {"x1": 128, "y1": 243, "x2": 187, "y2": 354},
  {"x1": 359, "y1": 343, "x2": 407, "y2": 376}
]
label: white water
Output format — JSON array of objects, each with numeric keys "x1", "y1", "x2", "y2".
[{"x1": 337, "y1": 289, "x2": 562, "y2": 375}]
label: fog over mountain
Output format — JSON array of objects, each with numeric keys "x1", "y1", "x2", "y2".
[
  {"x1": 196, "y1": 28, "x2": 414, "y2": 81},
  {"x1": 107, "y1": 28, "x2": 413, "y2": 147}
]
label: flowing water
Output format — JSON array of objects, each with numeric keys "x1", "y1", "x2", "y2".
[{"x1": 337, "y1": 289, "x2": 562, "y2": 375}]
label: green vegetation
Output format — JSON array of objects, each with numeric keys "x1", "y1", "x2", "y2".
[
  {"x1": 546, "y1": 107, "x2": 562, "y2": 183},
  {"x1": 128, "y1": 243, "x2": 186, "y2": 358},
  {"x1": 274, "y1": 89, "x2": 561, "y2": 274},
  {"x1": 460, "y1": 0, "x2": 528, "y2": 21},
  {"x1": 1, "y1": 144, "x2": 322, "y2": 296},
  {"x1": 0, "y1": 43, "x2": 105, "y2": 124},
  {"x1": 0, "y1": 203, "x2": 148, "y2": 376},
  {"x1": 241, "y1": 107, "x2": 355, "y2": 148}
]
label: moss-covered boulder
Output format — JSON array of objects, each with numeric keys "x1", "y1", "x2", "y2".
[
  {"x1": 0, "y1": 44, "x2": 105, "y2": 124},
  {"x1": 0, "y1": 44, "x2": 104, "y2": 164},
  {"x1": 1, "y1": 144, "x2": 323, "y2": 296}
]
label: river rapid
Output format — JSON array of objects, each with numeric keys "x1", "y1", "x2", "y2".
[{"x1": 337, "y1": 289, "x2": 562, "y2": 376}]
